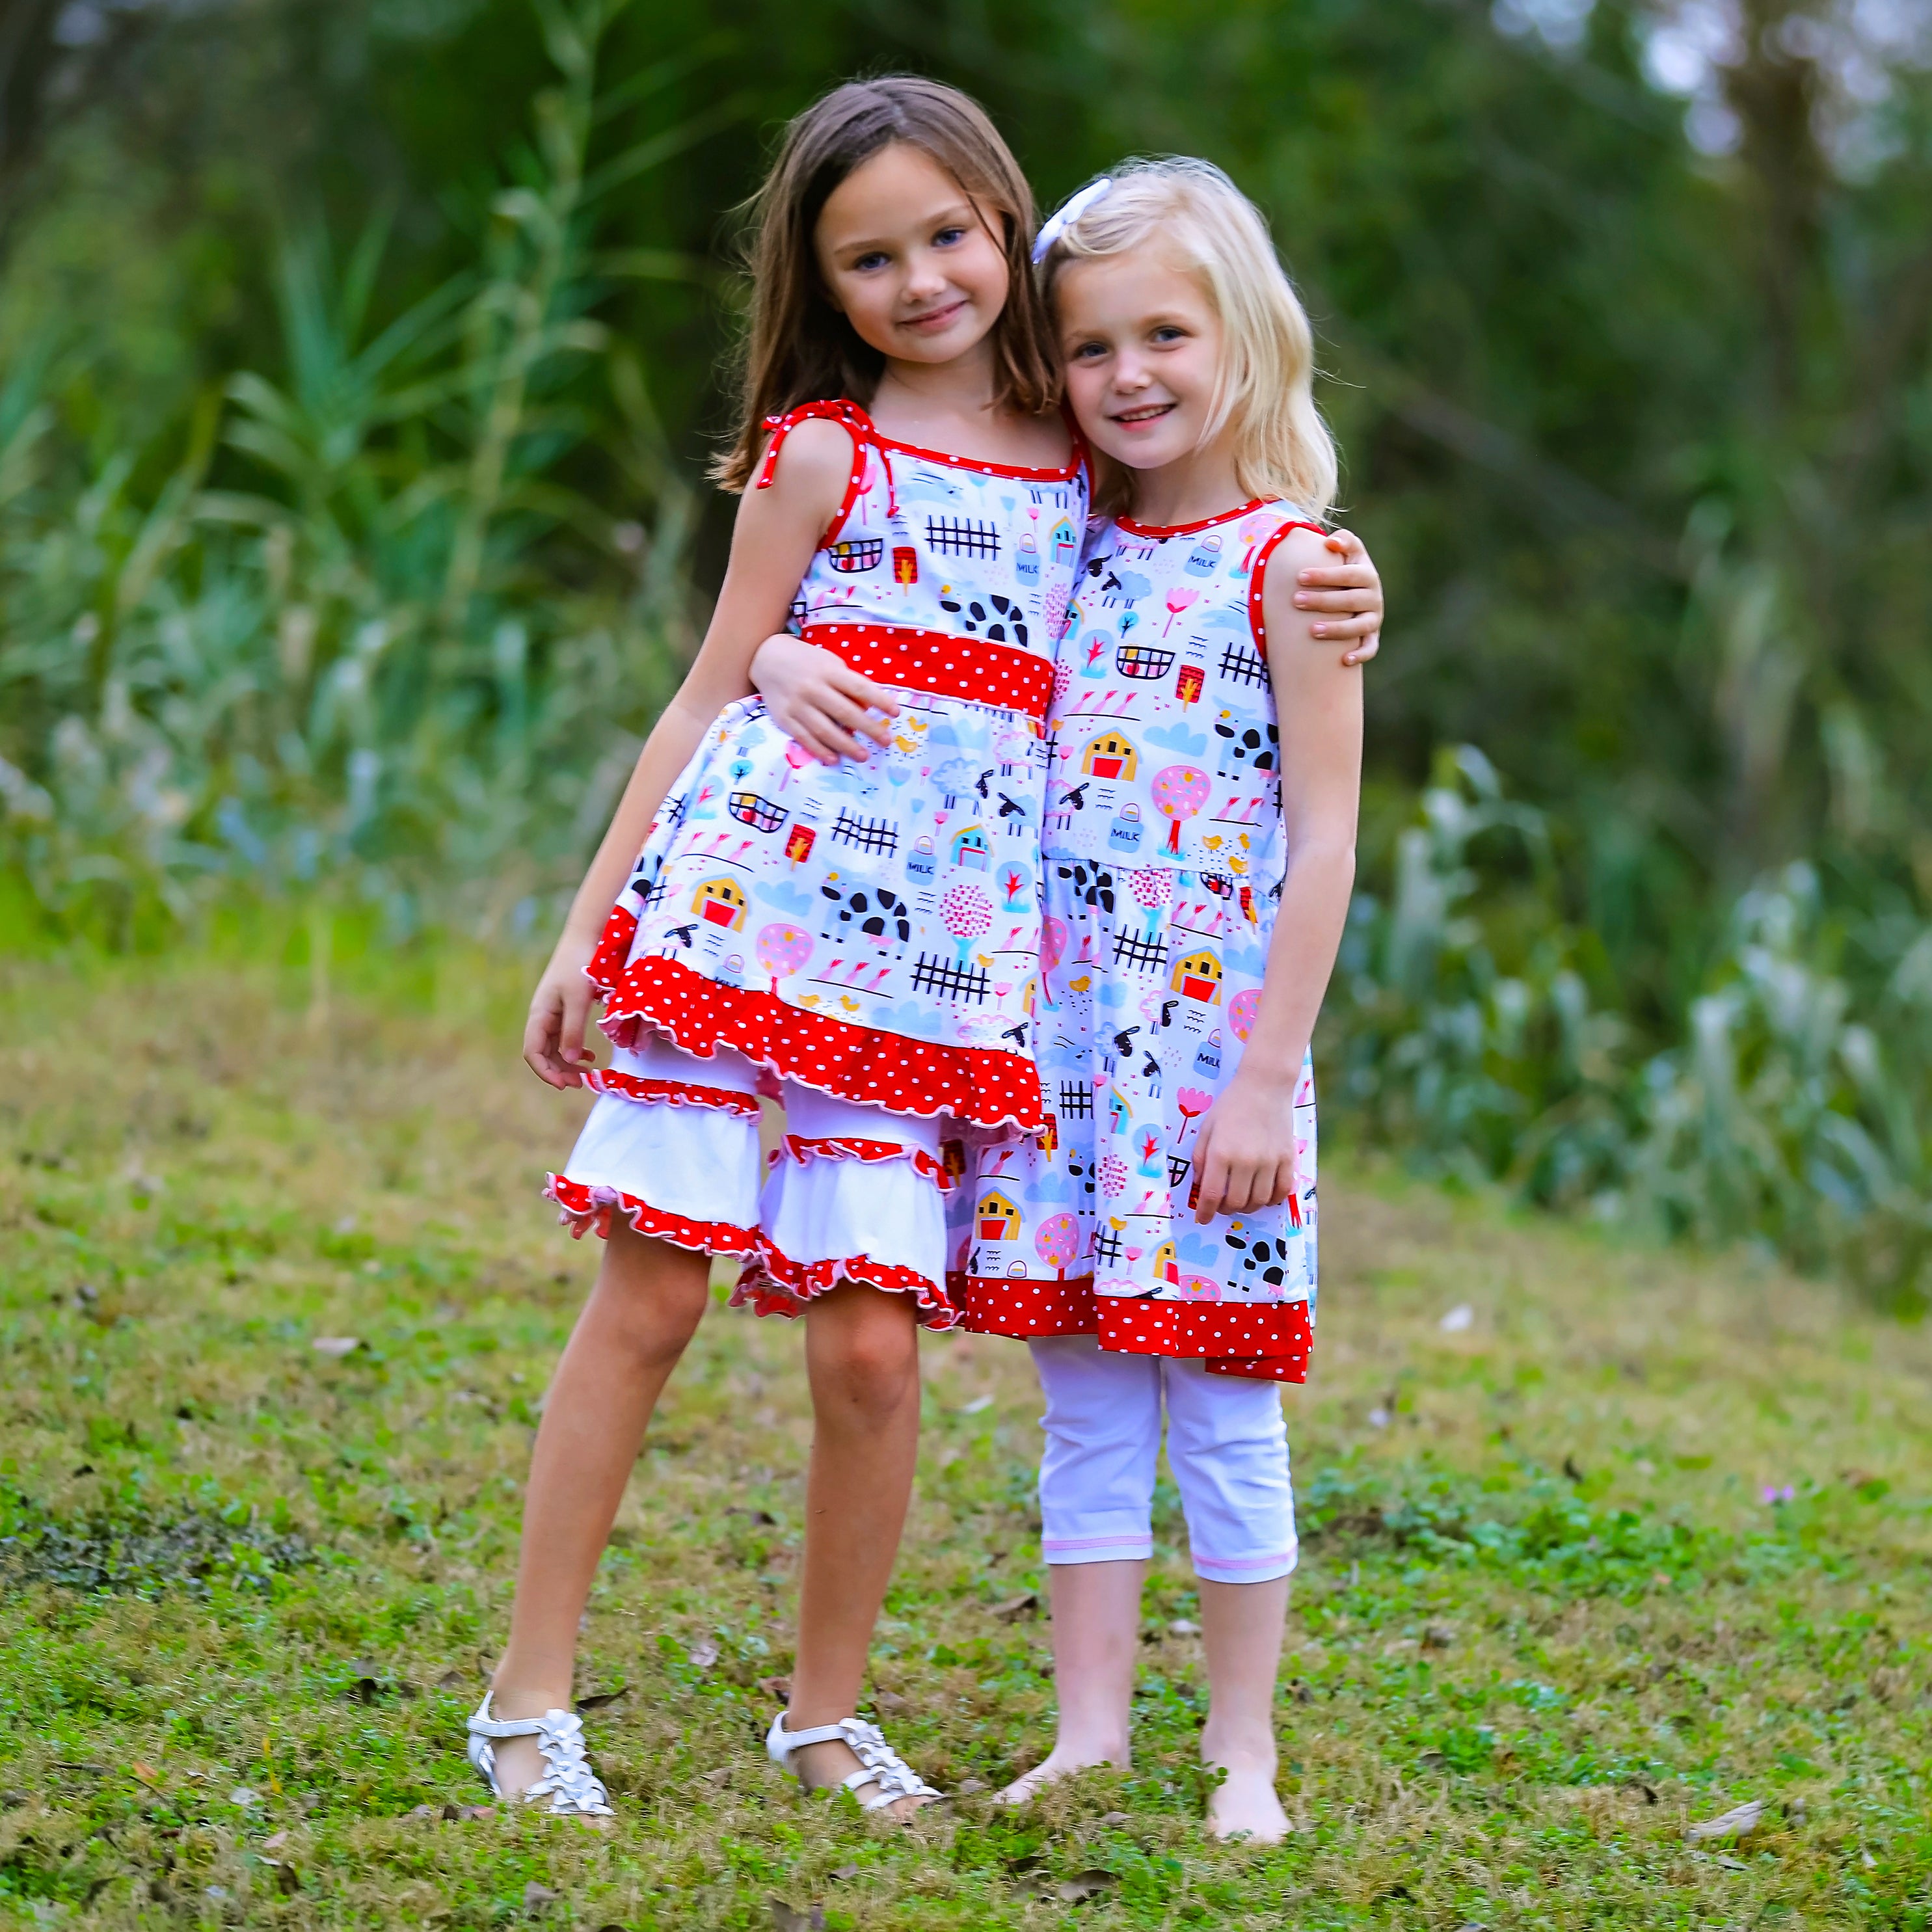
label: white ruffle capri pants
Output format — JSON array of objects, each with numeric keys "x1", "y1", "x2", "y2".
[
  {"x1": 548, "y1": 1034, "x2": 952, "y2": 1321},
  {"x1": 1030, "y1": 1333, "x2": 1298, "y2": 1585}
]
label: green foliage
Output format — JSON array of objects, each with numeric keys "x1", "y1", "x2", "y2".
[
  {"x1": 0, "y1": 0, "x2": 696, "y2": 945},
  {"x1": 1, "y1": 0, "x2": 1929, "y2": 1299},
  {"x1": 1337, "y1": 751, "x2": 1932, "y2": 1301}
]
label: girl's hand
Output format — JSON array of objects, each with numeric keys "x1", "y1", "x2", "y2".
[
  {"x1": 1188, "y1": 1072, "x2": 1300, "y2": 1223},
  {"x1": 523, "y1": 936, "x2": 602, "y2": 1090},
  {"x1": 750, "y1": 632, "x2": 900, "y2": 766},
  {"x1": 1295, "y1": 529, "x2": 1383, "y2": 666}
]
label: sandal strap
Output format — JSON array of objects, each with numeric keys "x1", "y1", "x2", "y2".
[
  {"x1": 765, "y1": 1710, "x2": 942, "y2": 1807},
  {"x1": 466, "y1": 1693, "x2": 613, "y2": 1816},
  {"x1": 766, "y1": 1714, "x2": 850, "y2": 1757}
]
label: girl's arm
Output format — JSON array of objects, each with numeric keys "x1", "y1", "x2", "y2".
[
  {"x1": 745, "y1": 530, "x2": 1382, "y2": 760},
  {"x1": 522, "y1": 420, "x2": 851, "y2": 1088},
  {"x1": 1190, "y1": 525, "x2": 1363, "y2": 1222}
]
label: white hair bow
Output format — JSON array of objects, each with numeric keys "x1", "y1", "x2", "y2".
[{"x1": 1030, "y1": 177, "x2": 1114, "y2": 265}]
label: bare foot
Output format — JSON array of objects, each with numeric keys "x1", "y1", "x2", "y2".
[
  {"x1": 792, "y1": 1736, "x2": 938, "y2": 1823},
  {"x1": 1205, "y1": 1761, "x2": 1289, "y2": 1844},
  {"x1": 997, "y1": 1745, "x2": 1127, "y2": 1806}
]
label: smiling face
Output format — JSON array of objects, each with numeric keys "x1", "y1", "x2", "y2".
[
  {"x1": 814, "y1": 141, "x2": 1012, "y2": 369},
  {"x1": 1055, "y1": 252, "x2": 1228, "y2": 474}
]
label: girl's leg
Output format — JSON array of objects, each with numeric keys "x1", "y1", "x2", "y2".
[
  {"x1": 492, "y1": 1040, "x2": 764, "y2": 1799},
  {"x1": 1196, "y1": 1572, "x2": 1293, "y2": 1841},
  {"x1": 488, "y1": 1221, "x2": 712, "y2": 1795},
  {"x1": 1000, "y1": 1334, "x2": 1162, "y2": 1801},
  {"x1": 785, "y1": 1280, "x2": 926, "y2": 1812},
  {"x1": 1161, "y1": 1357, "x2": 1297, "y2": 1842},
  {"x1": 755, "y1": 1084, "x2": 947, "y2": 1817}
]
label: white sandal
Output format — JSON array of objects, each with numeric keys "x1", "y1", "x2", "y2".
[
  {"x1": 766, "y1": 1710, "x2": 943, "y2": 1814},
  {"x1": 466, "y1": 1692, "x2": 615, "y2": 1818}
]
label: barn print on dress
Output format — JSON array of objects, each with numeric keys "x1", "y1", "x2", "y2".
[
  {"x1": 582, "y1": 399, "x2": 1087, "y2": 1133},
  {"x1": 953, "y1": 500, "x2": 1324, "y2": 1380}
]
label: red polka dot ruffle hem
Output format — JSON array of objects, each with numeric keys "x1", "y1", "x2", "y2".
[
  {"x1": 732, "y1": 1249, "x2": 958, "y2": 1330},
  {"x1": 737, "y1": 1134, "x2": 957, "y2": 1327},
  {"x1": 581, "y1": 1069, "x2": 760, "y2": 1115},
  {"x1": 775, "y1": 1134, "x2": 952, "y2": 1190},
  {"x1": 598, "y1": 954, "x2": 1045, "y2": 1134},
  {"x1": 544, "y1": 1173, "x2": 758, "y2": 1255},
  {"x1": 954, "y1": 1274, "x2": 1311, "y2": 1383}
]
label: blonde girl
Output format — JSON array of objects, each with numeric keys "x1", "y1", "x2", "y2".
[{"x1": 954, "y1": 159, "x2": 1366, "y2": 1843}]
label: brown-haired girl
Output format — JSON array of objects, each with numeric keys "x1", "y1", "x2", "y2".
[{"x1": 472, "y1": 75, "x2": 1085, "y2": 1821}]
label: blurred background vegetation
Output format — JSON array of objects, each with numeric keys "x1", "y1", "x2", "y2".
[{"x1": 1, "y1": 0, "x2": 1928, "y2": 1297}]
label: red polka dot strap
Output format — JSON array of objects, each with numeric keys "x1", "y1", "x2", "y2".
[
  {"x1": 755, "y1": 397, "x2": 896, "y2": 538},
  {"x1": 803, "y1": 622, "x2": 1054, "y2": 722}
]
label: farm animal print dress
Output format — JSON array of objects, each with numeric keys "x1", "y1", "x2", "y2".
[
  {"x1": 952, "y1": 501, "x2": 1321, "y2": 1380},
  {"x1": 548, "y1": 399, "x2": 1088, "y2": 1324}
]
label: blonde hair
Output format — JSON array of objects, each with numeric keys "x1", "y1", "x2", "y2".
[{"x1": 1039, "y1": 159, "x2": 1337, "y2": 521}]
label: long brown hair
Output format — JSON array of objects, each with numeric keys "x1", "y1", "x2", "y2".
[{"x1": 713, "y1": 77, "x2": 1058, "y2": 491}]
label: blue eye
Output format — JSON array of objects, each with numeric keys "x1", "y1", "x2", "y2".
[
  {"x1": 934, "y1": 226, "x2": 967, "y2": 247},
  {"x1": 852, "y1": 250, "x2": 891, "y2": 272}
]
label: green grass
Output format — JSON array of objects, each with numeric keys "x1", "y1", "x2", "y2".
[{"x1": 3, "y1": 944, "x2": 1930, "y2": 1929}]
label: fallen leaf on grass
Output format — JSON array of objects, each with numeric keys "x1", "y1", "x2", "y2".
[
  {"x1": 990, "y1": 1592, "x2": 1038, "y2": 1622},
  {"x1": 260, "y1": 1832, "x2": 289, "y2": 1853},
  {"x1": 958, "y1": 1395, "x2": 993, "y2": 1415},
  {"x1": 956, "y1": 1778, "x2": 987, "y2": 1794},
  {"x1": 770, "y1": 1901, "x2": 825, "y2": 1932},
  {"x1": 756, "y1": 1674, "x2": 793, "y2": 1702},
  {"x1": 1054, "y1": 1871, "x2": 1119, "y2": 1903},
  {"x1": 830, "y1": 1863, "x2": 861, "y2": 1881},
  {"x1": 727, "y1": 1506, "x2": 779, "y2": 1526},
  {"x1": 311, "y1": 1337, "x2": 362, "y2": 1358},
  {"x1": 131, "y1": 1762, "x2": 162, "y2": 1786},
  {"x1": 1168, "y1": 1618, "x2": 1201, "y2": 1637},
  {"x1": 1423, "y1": 1622, "x2": 1456, "y2": 1650},
  {"x1": 524, "y1": 1881, "x2": 558, "y2": 1912},
  {"x1": 701, "y1": 1767, "x2": 732, "y2": 1787},
  {"x1": 1687, "y1": 1799, "x2": 1763, "y2": 1842},
  {"x1": 575, "y1": 1686, "x2": 626, "y2": 1711},
  {"x1": 686, "y1": 1639, "x2": 721, "y2": 1670},
  {"x1": 436, "y1": 1669, "x2": 466, "y2": 1691},
  {"x1": 1288, "y1": 1678, "x2": 1313, "y2": 1704},
  {"x1": 1099, "y1": 1810, "x2": 1129, "y2": 1826},
  {"x1": 1416, "y1": 1750, "x2": 1448, "y2": 1771},
  {"x1": 1628, "y1": 1782, "x2": 1659, "y2": 1805},
  {"x1": 1438, "y1": 1303, "x2": 1474, "y2": 1332},
  {"x1": 870, "y1": 1689, "x2": 907, "y2": 1711}
]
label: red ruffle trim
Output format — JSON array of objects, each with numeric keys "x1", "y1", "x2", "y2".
[
  {"x1": 586, "y1": 903, "x2": 640, "y2": 995},
  {"x1": 598, "y1": 954, "x2": 1043, "y2": 1133},
  {"x1": 544, "y1": 1174, "x2": 758, "y2": 1255},
  {"x1": 776, "y1": 1133, "x2": 951, "y2": 1190},
  {"x1": 582, "y1": 1069, "x2": 760, "y2": 1115},
  {"x1": 734, "y1": 1246, "x2": 958, "y2": 1329},
  {"x1": 953, "y1": 1274, "x2": 1311, "y2": 1383}
]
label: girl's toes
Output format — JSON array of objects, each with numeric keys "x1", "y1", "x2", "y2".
[{"x1": 1205, "y1": 1768, "x2": 1289, "y2": 1844}]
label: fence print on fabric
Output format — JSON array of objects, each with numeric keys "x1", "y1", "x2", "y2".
[
  {"x1": 926, "y1": 518, "x2": 1002, "y2": 559},
  {"x1": 911, "y1": 954, "x2": 992, "y2": 1004}
]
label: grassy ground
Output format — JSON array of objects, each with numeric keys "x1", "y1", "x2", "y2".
[{"x1": 3, "y1": 941, "x2": 1930, "y2": 1931}]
